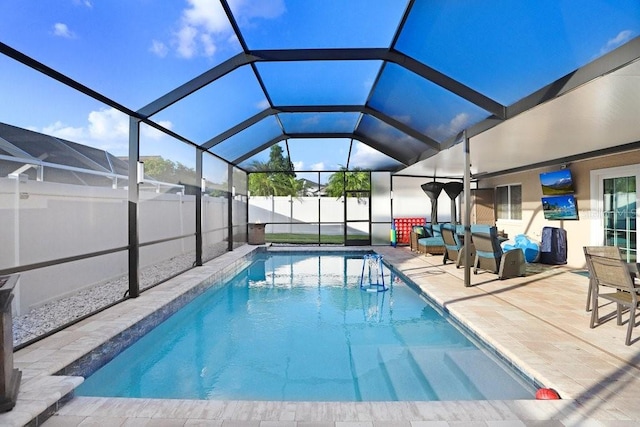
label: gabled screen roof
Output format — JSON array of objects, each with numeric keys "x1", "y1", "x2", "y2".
[{"x1": 1, "y1": 0, "x2": 640, "y2": 176}]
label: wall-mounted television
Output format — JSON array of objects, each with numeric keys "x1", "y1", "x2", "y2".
[
  {"x1": 542, "y1": 195, "x2": 578, "y2": 220},
  {"x1": 540, "y1": 169, "x2": 574, "y2": 195}
]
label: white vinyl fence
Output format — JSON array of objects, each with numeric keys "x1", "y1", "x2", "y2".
[
  {"x1": 249, "y1": 196, "x2": 370, "y2": 235},
  {"x1": 0, "y1": 177, "x2": 228, "y2": 314}
]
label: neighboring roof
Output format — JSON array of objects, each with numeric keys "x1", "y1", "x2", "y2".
[
  {"x1": 2, "y1": 2, "x2": 640, "y2": 177},
  {"x1": 0, "y1": 122, "x2": 129, "y2": 186},
  {"x1": 0, "y1": 122, "x2": 126, "y2": 173},
  {"x1": 298, "y1": 178, "x2": 326, "y2": 196}
]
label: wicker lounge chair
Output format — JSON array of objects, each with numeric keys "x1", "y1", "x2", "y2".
[
  {"x1": 410, "y1": 226, "x2": 427, "y2": 252},
  {"x1": 442, "y1": 224, "x2": 463, "y2": 265},
  {"x1": 410, "y1": 230, "x2": 419, "y2": 252},
  {"x1": 583, "y1": 246, "x2": 640, "y2": 345},
  {"x1": 417, "y1": 224, "x2": 445, "y2": 255},
  {"x1": 471, "y1": 225, "x2": 525, "y2": 279}
]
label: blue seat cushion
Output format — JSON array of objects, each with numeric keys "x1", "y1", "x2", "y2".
[
  {"x1": 418, "y1": 237, "x2": 444, "y2": 247},
  {"x1": 470, "y1": 224, "x2": 493, "y2": 234},
  {"x1": 431, "y1": 224, "x2": 443, "y2": 238},
  {"x1": 423, "y1": 224, "x2": 433, "y2": 236},
  {"x1": 471, "y1": 225, "x2": 503, "y2": 259}
]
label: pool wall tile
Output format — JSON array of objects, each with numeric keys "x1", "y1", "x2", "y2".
[{"x1": 49, "y1": 246, "x2": 261, "y2": 379}]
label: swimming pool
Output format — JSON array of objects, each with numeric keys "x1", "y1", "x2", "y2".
[{"x1": 76, "y1": 251, "x2": 536, "y2": 401}]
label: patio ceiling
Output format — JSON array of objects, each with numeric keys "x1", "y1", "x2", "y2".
[{"x1": 2, "y1": 1, "x2": 640, "y2": 176}]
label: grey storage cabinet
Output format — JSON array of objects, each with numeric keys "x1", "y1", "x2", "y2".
[
  {"x1": 0, "y1": 275, "x2": 21, "y2": 412},
  {"x1": 248, "y1": 223, "x2": 266, "y2": 245}
]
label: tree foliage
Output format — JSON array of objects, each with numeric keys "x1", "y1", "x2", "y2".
[
  {"x1": 143, "y1": 156, "x2": 230, "y2": 196},
  {"x1": 248, "y1": 146, "x2": 302, "y2": 196},
  {"x1": 324, "y1": 167, "x2": 370, "y2": 198},
  {"x1": 143, "y1": 156, "x2": 196, "y2": 185},
  {"x1": 268, "y1": 145, "x2": 292, "y2": 171}
]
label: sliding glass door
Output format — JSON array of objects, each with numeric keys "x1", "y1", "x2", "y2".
[{"x1": 592, "y1": 165, "x2": 639, "y2": 262}]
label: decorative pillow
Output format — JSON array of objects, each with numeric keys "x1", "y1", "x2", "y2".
[{"x1": 412, "y1": 226, "x2": 429, "y2": 237}]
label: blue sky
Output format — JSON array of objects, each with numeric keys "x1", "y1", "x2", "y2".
[{"x1": 1, "y1": 0, "x2": 639, "y2": 173}]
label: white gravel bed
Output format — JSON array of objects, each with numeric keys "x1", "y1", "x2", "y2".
[{"x1": 13, "y1": 243, "x2": 229, "y2": 347}]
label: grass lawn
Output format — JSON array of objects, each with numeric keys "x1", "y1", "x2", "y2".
[{"x1": 266, "y1": 233, "x2": 369, "y2": 244}]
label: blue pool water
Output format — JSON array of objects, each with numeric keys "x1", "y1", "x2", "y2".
[{"x1": 76, "y1": 252, "x2": 535, "y2": 401}]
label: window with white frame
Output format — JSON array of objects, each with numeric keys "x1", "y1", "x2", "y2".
[{"x1": 496, "y1": 184, "x2": 522, "y2": 220}]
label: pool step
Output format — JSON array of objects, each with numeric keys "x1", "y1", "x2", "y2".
[
  {"x1": 351, "y1": 345, "x2": 533, "y2": 401},
  {"x1": 443, "y1": 348, "x2": 533, "y2": 400},
  {"x1": 349, "y1": 345, "x2": 395, "y2": 400},
  {"x1": 409, "y1": 347, "x2": 534, "y2": 400},
  {"x1": 376, "y1": 346, "x2": 437, "y2": 400},
  {"x1": 408, "y1": 347, "x2": 484, "y2": 400}
]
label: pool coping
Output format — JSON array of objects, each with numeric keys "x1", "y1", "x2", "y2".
[
  {"x1": 3, "y1": 244, "x2": 636, "y2": 425},
  {"x1": 4, "y1": 245, "x2": 262, "y2": 426}
]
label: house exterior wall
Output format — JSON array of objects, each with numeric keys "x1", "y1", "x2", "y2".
[
  {"x1": 478, "y1": 149, "x2": 640, "y2": 268},
  {"x1": 391, "y1": 176, "x2": 457, "y2": 223}
]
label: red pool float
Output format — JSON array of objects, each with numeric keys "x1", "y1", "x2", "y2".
[{"x1": 536, "y1": 388, "x2": 561, "y2": 400}]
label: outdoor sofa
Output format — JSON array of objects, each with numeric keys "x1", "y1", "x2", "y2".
[{"x1": 410, "y1": 223, "x2": 464, "y2": 255}]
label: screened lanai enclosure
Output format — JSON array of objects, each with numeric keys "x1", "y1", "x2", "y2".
[{"x1": 2, "y1": 1, "x2": 640, "y2": 347}]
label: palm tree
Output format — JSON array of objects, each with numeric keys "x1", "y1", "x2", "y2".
[
  {"x1": 247, "y1": 148, "x2": 302, "y2": 197},
  {"x1": 325, "y1": 167, "x2": 370, "y2": 198},
  {"x1": 248, "y1": 160, "x2": 275, "y2": 196}
]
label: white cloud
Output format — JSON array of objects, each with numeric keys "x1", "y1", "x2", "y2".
[
  {"x1": 229, "y1": 0, "x2": 286, "y2": 21},
  {"x1": 601, "y1": 30, "x2": 634, "y2": 54},
  {"x1": 256, "y1": 99, "x2": 271, "y2": 110},
  {"x1": 167, "y1": 0, "x2": 286, "y2": 59},
  {"x1": 426, "y1": 112, "x2": 470, "y2": 142},
  {"x1": 293, "y1": 161, "x2": 304, "y2": 170},
  {"x1": 52, "y1": 23, "x2": 75, "y2": 39},
  {"x1": 301, "y1": 115, "x2": 321, "y2": 128},
  {"x1": 142, "y1": 120, "x2": 174, "y2": 140},
  {"x1": 449, "y1": 113, "x2": 470, "y2": 131},
  {"x1": 184, "y1": 0, "x2": 230, "y2": 33},
  {"x1": 38, "y1": 108, "x2": 173, "y2": 155},
  {"x1": 310, "y1": 162, "x2": 325, "y2": 171},
  {"x1": 392, "y1": 114, "x2": 412, "y2": 125},
  {"x1": 173, "y1": 0, "x2": 231, "y2": 59},
  {"x1": 42, "y1": 121, "x2": 84, "y2": 140},
  {"x1": 227, "y1": 32, "x2": 240, "y2": 46},
  {"x1": 200, "y1": 33, "x2": 217, "y2": 56},
  {"x1": 175, "y1": 24, "x2": 199, "y2": 58},
  {"x1": 73, "y1": 0, "x2": 92, "y2": 7},
  {"x1": 350, "y1": 143, "x2": 389, "y2": 167},
  {"x1": 87, "y1": 108, "x2": 130, "y2": 141},
  {"x1": 150, "y1": 40, "x2": 169, "y2": 57}
]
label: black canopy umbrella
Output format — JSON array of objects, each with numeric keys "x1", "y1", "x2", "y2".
[
  {"x1": 421, "y1": 182, "x2": 445, "y2": 224},
  {"x1": 443, "y1": 182, "x2": 464, "y2": 224}
]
